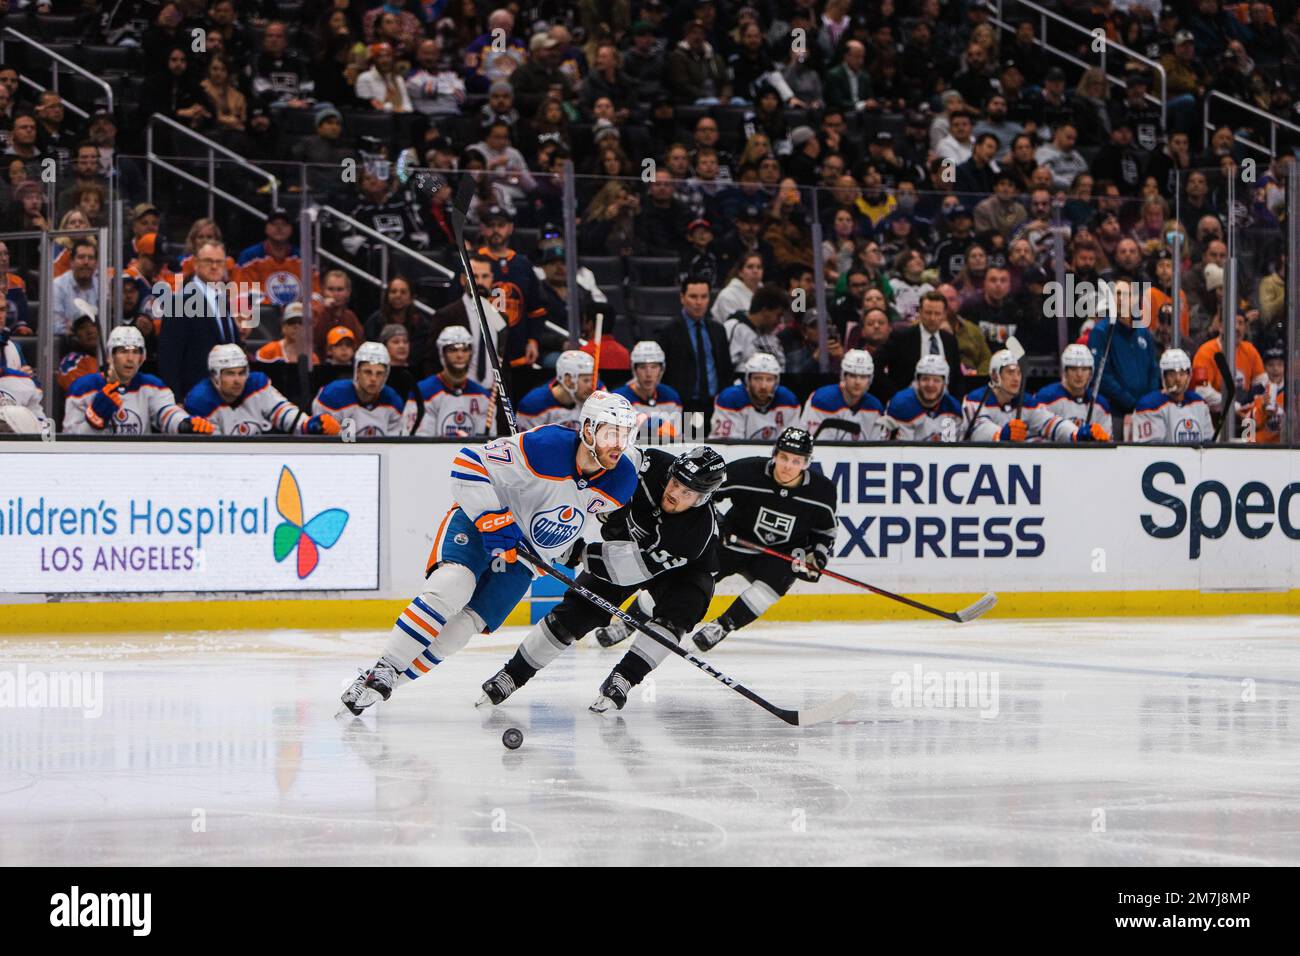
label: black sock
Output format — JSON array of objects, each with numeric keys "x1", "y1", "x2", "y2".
[
  {"x1": 719, "y1": 602, "x2": 754, "y2": 631},
  {"x1": 614, "y1": 653, "x2": 652, "y2": 687},
  {"x1": 503, "y1": 651, "x2": 537, "y2": 688}
]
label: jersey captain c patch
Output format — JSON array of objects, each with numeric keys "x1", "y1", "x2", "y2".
[{"x1": 754, "y1": 506, "x2": 796, "y2": 545}]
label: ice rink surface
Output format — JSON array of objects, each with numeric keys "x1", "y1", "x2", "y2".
[{"x1": 2, "y1": 616, "x2": 1298, "y2": 866}]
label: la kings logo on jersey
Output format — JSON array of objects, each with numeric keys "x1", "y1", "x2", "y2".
[{"x1": 755, "y1": 506, "x2": 795, "y2": 545}]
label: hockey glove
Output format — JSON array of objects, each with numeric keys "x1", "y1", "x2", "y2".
[
  {"x1": 476, "y1": 510, "x2": 523, "y2": 563},
  {"x1": 306, "y1": 413, "x2": 341, "y2": 435},
  {"x1": 85, "y1": 382, "x2": 122, "y2": 429},
  {"x1": 1072, "y1": 423, "x2": 1109, "y2": 442},
  {"x1": 792, "y1": 548, "x2": 826, "y2": 583},
  {"x1": 997, "y1": 418, "x2": 1029, "y2": 442},
  {"x1": 179, "y1": 417, "x2": 215, "y2": 434}
]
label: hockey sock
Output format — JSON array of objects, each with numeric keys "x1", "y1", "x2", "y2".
[
  {"x1": 720, "y1": 580, "x2": 781, "y2": 632},
  {"x1": 506, "y1": 615, "x2": 575, "y2": 687},
  {"x1": 626, "y1": 619, "x2": 682, "y2": 682},
  {"x1": 384, "y1": 564, "x2": 477, "y2": 685}
]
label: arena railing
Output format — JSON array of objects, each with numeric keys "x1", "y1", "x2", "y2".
[
  {"x1": 0, "y1": 25, "x2": 114, "y2": 122},
  {"x1": 1202, "y1": 90, "x2": 1300, "y2": 159},
  {"x1": 145, "y1": 115, "x2": 279, "y2": 222}
]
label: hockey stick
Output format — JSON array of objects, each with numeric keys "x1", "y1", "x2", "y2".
[
  {"x1": 1084, "y1": 319, "x2": 1117, "y2": 428},
  {"x1": 515, "y1": 549, "x2": 857, "y2": 727},
  {"x1": 728, "y1": 535, "x2": 998, "y2": 623},
  {"x1": 445, "y1": 192, "x2": 855, "y2": 726},
  {"x1": 1210, "y1": 349, "x2": 1236, "y2": 443},
  {"x1": 813, "y1": 417, "x2": 862, "y2": 439}
]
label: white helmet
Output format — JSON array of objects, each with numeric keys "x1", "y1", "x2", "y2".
[
  {"x1": 841, "y1": 348, "x2": 874, "y2": 379},
  {"x1": 914, "y1": 353, "x2": 950, "y2": 384},
  {"x1": 555, "y1": 349, "x2": 595, "y2": 399},
  {"x1": 107, "y1": 325, "x2": 146, "y2": 357},
  {"x1": 207, "y1": 343, "x2": 247, "y2": 373},
  {"x1": 742, "y1": 351, "x2": 782, "y2": 378},
  {"x1": 1159, "y1": 347, "x2": 1191, "y2": 373},
  {"x1": 579, "y1": 389, "x2": 638, "y2": 457},
  {"x1": 1061, "y1": 343, "x2": 1094, "y2": 370},
  {"x1": 989, "y1": 349, "x2": 1019, "y2": 379},
  {"x1": 436, "y1": 325, "x2": 475, "y2": 352},
  {"x1": 630, "y1": 340, "x2": 666, "y2": 367},
  {"x1": 354, "y1": 341, "x2": 391, "y2": 369}
]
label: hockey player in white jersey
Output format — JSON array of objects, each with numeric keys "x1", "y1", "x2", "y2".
[
  {"x1": 1034, "y1": 343, "x2": 1113, "y2": 442},
  {"x1": 0, "y1": 361, "x2": 45, "y2": 424},
  {"x1": 1132, "y1": 347, "x2": 1214, "y2": 443},
  {"x1": 516, "y1": 349, "x2": 595, "y2": 430},
  {"x1": 340, "y1": 391, "x2": 639, "y2": 715},
  {"x1": 312, "y1": 342, "x2": 406, "y2": 436},
  {"x1": 185, "y1": 344, "x2": 341, "y2": 436},
  {"x1": 64, "y1": 326, "x2": 214, "y2": 436},
  {"x1": 875, "y1": 354, "x2": 963, "y2": 441},
  {"x1": 799, "y1": 348, "x2": 882, "y2": 441},
  {"x1": 408, "y1": 325, "x2": 496, "y2": 437},
  {"x1": 613, "y1": 340, "x2": 683, "y2": 441},
  {"x1": 710, "y1": 351, "x2": 800, "y2": 439}
]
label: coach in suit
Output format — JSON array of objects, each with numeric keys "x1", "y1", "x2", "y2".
[
  {"x1": 655, "y1": 276, "x2": 734, "y2": 431},
  {"x1": 872, "y1": 290, "x2": 963, "y2": 401},
  {"x1": 158, "y1": 240, "x2": 244, "y2": 399}
]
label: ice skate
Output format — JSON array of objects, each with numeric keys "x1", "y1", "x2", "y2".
[
  {"x1": 691, "y1": 620, "x2": 731, "y2": 652},
  {"x1": 476, "y1": 668, "x2": 517, "y2": 707},
  {"x1": 338, "y1": 659, "x2": 399, "y2": 716},
  {"x1": 589, "y1": 672, "x2": 632, "y2": 713}
]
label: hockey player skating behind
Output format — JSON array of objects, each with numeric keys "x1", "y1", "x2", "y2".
[
  {"x1": 1131, "y1": 347, "x2": 1213, "y2": 443},
  {"x1": 407, "y1": 325, "x2": 496, "y2": 437},
  {"x1": 613, "y1": 340, "x2": 682, "y2": 441},
  {"x1": 312, "y1": 342, "x2": 407, "y2": 436},
  {"x1": 691, "y1": 426, "x2": 838, "y2": 651},
  {"x1": 798, "y1": 348, "x2": 882, "y2": 440},
  {"x1": 1034, "y1": 343, "x2": 1114, "y2": 442},
  {"x1": 874, "y1": 354, "x2": 962, "y2": 441},
  {"x1": 709, "y1": 351, "x2": 800, "y2": 439},
  {"x1": 340, "y1": 391, "x2": 638, "y2": 715},
  {"x1": 64, "y1": 325, "x2": 214, "y2": 435},
  {"x1": 517, "y1": 349, "x2": 597, "y2": 430},
  {"x1": 185, "y1": 344, "x2": 341, "y2": 435},
  {"x1": 477, "y1": 445, "x2": 726, "y2": 714}
]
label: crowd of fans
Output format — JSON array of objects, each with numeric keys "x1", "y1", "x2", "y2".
[{"x1": 0, "y1": 0, "x2": 1293, "y2": 443}]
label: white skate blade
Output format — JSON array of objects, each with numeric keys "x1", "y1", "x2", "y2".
[
  {"x1": 588, "y1": 695, "x2": 616, "y2": 714},
  {"x1": 474, "y1": 692, "x2": 494, "y2": 708}
]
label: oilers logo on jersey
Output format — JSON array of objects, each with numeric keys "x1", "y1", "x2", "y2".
[
  {"x1": 1174, "y1": 417, "x2": 1203, "y2": 442},
  {"x1": 529, "y1": 503, "x2": 584, "y2": 549},
  {"x1": 265, "y1": 271, "x2": 301, "y2": 305},
  {"x1": 440, "y1": 406, "x2": 480, "y2": 436},
  {"x1": 111, "y1": 405, "x2": 146, "y2": 434},
  {"x1": 755, "y1": 506, "x2": 796, "y2": 544}
]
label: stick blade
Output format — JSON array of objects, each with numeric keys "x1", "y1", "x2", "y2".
[
  {"x1": 453, "y1": 174, "x2": 475, "y2": 216},
  {"x1": 956, "y1": 591, "x2": 998, "y2": 623},
  {"x1": 796, "y1": 691, "x2": 858, "y2": 727}
]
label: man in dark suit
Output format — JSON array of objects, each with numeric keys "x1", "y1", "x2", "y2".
[
  {"x1": 823, "y1": 40, "x2": 875, "y2": 115},
  {"x1": 158, "y1": 240, "x2": 245, "y2": 400},
  {"x1": 655, "y1": 276, "x2": 733, "y2": 434},
  {"x1": 872, "y1": 290, "x2": 963, "y2": 402}
]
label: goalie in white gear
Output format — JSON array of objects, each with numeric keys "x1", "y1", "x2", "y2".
[
  {"x1": 1033, "y1": 343, "x2": 1113, "y2": 442},
  {"x1": 613, "y1": 340, "x2": 683, "y2": 441},
  {"x1": 408, "y1": 325, "x2": 496, "y2": 437},
  {"x1": 185, "y1": 344, "x2": 341, "y2": 435},
  {"x1": 312, "y1": 341, "x2": 407, "y2": 436},
  {"x1": 875, "y1": 354, "x2": 963, "y2": 441},
  {"x1": 517, "y1": 349, "x2": 596, "y2": 429},
  {"x1": 64, "y1": 326, "x2": 213, "y2": 435},
  {"x1": 798, "y1": 348, "x2": 882, "y2": 440},
  {"x1": 710, "y1": 351, "x2": 800, "y2": 439},
  {"x1": 1132, "y1": 347, "x2": 1214, "y2": 443},
  {"x1": 340, "y1": 390, "x2": 639, "y2": 715}
]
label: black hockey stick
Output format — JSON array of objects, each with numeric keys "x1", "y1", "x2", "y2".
[
  {"x1": 1210, "y1": 349, "x2": 1236, "y2": 443},
  {"x1": 729, "y1": 535, "x2": 998, "y2": 623},
  {"x1": 1084, "y1": 319, "x2": 1117, "y2": 428},
  {"x1": 515, "y1": 549, "x2": 857, "y2": 727},
  {"x1": 450, "y1": 175, "x2": 521, "y2": 433},
  {"x1": 813, "y1": 417, "x2": 862, "y2": 439}
]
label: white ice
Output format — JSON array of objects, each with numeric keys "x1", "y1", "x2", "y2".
[{"x1": 1, "y1": 617, "x2": 1298, "y2": 866}]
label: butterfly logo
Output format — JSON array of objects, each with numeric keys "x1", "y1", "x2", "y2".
[{"x1": 272, "y1": 466, "x2": 349, "y2": 578}]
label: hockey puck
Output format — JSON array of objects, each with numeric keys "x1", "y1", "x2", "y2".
[{"x1": 502, "y1": 728, "x2": 523, "y2": 750}]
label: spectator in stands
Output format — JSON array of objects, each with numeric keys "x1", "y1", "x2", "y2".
[
  {"x1": 823, "y1": 39, "x2": 874, "y2": 115},
  {"x1": 637, "y1": 167, "x2": 692, "y2": 254},
  {"x1": 407, "y1": 37, "x2": 466, "y2": 118},
  {"x1": 238, "y1": 210, "x2": 317, "y2": 308},
  {"x1": 711, "y1": 253, "x2": 765, "y2": 324},
  {"x1": 357, "y1": 43, "x2": 412, "y2": 113},
  {"x1": 255, "y1": 302, "x2": 317, "y2": 366},
  {"x1": 725, "y1": 284, "x2": 788, "y2": 369},
  {"x1": 475, "y1": 204, "x2": 542, "y2": 368},
  {"x1": 49, "y1": 238, "x2": 100, "y2": 337},
  {"x1": 508, "y1": 33, "x2": 573, "y2": 118},
  {"x1": 935, "y1": 110, "x2": 975, "y2": 166},
  {"x1": 33, "y1": 92, "x2": 78, "y2": 166},
  {"x1": 312, "y1": 325, "x2": 358, "y2": 392},
  {"x1": 578, "y1": 180, "x2": 641, "y2": 258},
  {"x1": 343, "y1": 168, "x2": 429, "y2": 262},
  {"x1": 158, "y1": 239, "x2": 245, "y2": 399},
  {"x1": 293, "y1": 103, "x2": 356, "y2": 205},
  {"x1": 667, "y1": 19, "x2": 731, "y2": 105},
  {"x1": 141, "y1": 47, "x2": 211, "y2": 133},
  {"x1": 0, "y1": 241, "x2": 29, "y2": 333},
  {"x1": 473, "y1": 120, "x2": 536, "y2": 206},
  {"x1": 56, "y1": 315, "x2": 100, "y2": 395},
  {"x1": 56, "y1": 143, "x2": 108, "y2": 219},
  {"x1": 462, "y1": 8, "x2": 528, "y2": 95},
  {"x1": 1035, "y1": 123, "x2": 1088, "y2": 192},
  {"x1": 656, "y1": 276, "x2": 733, "y2": 427},
  {"x1": 3, "y1": 112, "x2": 43, "y2": 172},
  {"x1": 1192, "y1": 311, "x2": 1269, "y2": 416},
  {"x1": 86, "y1": 110, "x2": 144, "y2": 204},
  {"x1": 379, "y1": 323, "x2": 419, "y2": 408},
  {"x1": 200, "y1": 54, "x2": 249, "y2": 149},
  {"x1": 250, "y1": 21, "x2": 316, "y2": 111},
  {"x1": 583, "y1": 42, "x2": 638, "y2": 116}
]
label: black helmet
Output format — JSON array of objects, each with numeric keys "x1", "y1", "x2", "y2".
[
  {"x1": 668, "y1": 446, "x2": 727, "y2": 503},
  {"x1": 774, "y1": 425, "x2": 814, "y2": 459}
]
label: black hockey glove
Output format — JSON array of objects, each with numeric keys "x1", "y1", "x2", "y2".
[{"x1": 792, "y1": 548, "x2": 826, "y2": 583}]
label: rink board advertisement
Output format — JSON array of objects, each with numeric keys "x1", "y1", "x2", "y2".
[{"x1": 0, "y1": 452, "x2": 381, "y2": 593}]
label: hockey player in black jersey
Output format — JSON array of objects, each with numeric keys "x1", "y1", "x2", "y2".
[
  {"x1": 691, "y1": 426, "x2": 838, "y2": 651},
  {"x1": 477, "y1": 445, "x2": 726, "y2": 713}
]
